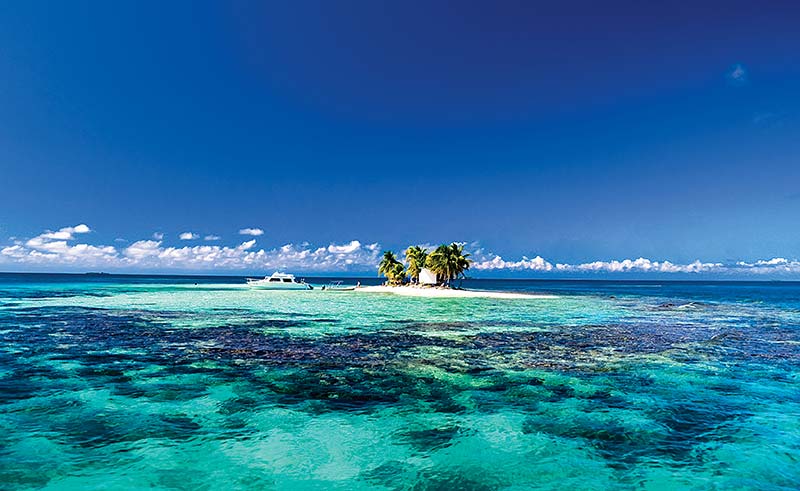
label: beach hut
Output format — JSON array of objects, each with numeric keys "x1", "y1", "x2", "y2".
[{"x1": 419, "y1": 268, "x2": 437, "y2": 285}]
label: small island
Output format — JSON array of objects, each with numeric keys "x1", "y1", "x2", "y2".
[{"x1": 356, "y1": 243, "x2": 557, "y2": 299}]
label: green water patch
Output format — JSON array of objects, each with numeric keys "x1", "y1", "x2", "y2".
[{"x1": 2, "y1": 301, "x2": 800, "y2": 489}]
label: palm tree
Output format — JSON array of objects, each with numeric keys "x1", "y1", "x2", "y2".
[
  {"x1": 378, "y1": 251, "x2": 405, "y2": 285},
  {"x1": 448, "y1": 242, "x2": 472, "y2": 286},
  {"x1": 404, "y1": 246, "x2": 428, "y2": 284},
  {"x1": 388, "y1": 262, "x2": 406, "y2": 285},
  {"x1": 425, "y1": 246, "x2": 447, "y2": 284},
  {"x1": 426, "y1": 243, "x2": 471, "y2": 287}
]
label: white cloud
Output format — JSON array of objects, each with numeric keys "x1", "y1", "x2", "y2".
[
  {"x1": 239, "y1": 228, "x2": 264, "y2": 236},
  {"x1": 473, "y1": 254, "x2": 554, "y2": 271},
  {"x1": 0, "y1": 224, "x2": 380, "y2": 272},
  {"x1": 471, "y1": 248, "x2": 727, "y2": 274},
  {"x1": 123, "y1": 240, "x2": 162, "y2": 260},
  {"x1": 117, "y1": 238, "x2": 378, "y2": 271},
  {"x1": 4, "y1": 224, "x2": 116, "y2": 267},
  {"x1": 5, "y1": 225, "x2": 800, "y2": 276},
  {"x1": 179, "y1": 232, "x2": 198, "y2": 240},
  {"x1": 752, "y1": 112, "x2": 785, "y2": 129},
  {"x1": 756, "y1": 257, "x2": 787, "y2": 266},
  {"x1": 39, "y1": 224, "x2": 91, "y2": 241},
  {"x1": 1, "y1": 245, "x2": 24, "y2": 257},
  {"x1": 726, "y1": 63, "x2": 748, "y2": 85},
  {"x1": 124, "y1": 240, "x2": 260, "y2": 269},
  {"x1": 204, "y1": 235, "x2": 221, "y2": 241},
  {"x1": 733, "y1": 257, "x2": 800, "y2": 275},
  {"x1": 470, "y1": 246, "x2": 554, "y2": 271},
  {"x1": 555, "y1": 258, "x2": 723, "y2": 274},
  {"x1": 152, "y1": 232, "x2": 164, "y2": 240},
  {"x1": 327, "y1": 240, "x2": 361, "y2": 254}
]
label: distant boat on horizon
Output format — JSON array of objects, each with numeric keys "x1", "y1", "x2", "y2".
[{"x1": 246, "y1": 272, "x2": 312, "y2": 290}]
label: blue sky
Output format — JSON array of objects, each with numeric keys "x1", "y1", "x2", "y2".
[{"x1": 1, "y1": 1, "x2": 799, "y2": 276}]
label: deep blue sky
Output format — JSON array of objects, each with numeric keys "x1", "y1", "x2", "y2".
[{"x1": 1, "y1": 1, "x2": 799, "y2": 267}]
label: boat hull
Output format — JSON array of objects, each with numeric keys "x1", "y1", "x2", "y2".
[
  {"x1": 247, "y1": 282, "x2": 311, "y2": 290},
  {"x1": 246, "y1": 272, "x2": 312, "y2": 290}
]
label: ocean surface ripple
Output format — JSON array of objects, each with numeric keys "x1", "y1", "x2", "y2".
[{"x1": 1, "y1": 275, "x2": 799, "y2": 490}]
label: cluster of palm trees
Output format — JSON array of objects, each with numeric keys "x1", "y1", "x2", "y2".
[{"x1": 378, "y1": 243, "x2": 471, "y2": 287}]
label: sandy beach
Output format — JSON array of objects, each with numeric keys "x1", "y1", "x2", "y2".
[{"x1": 354, "y1": 285, "x2": 558, "y2": 299}]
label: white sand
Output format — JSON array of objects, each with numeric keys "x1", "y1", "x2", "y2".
[{"x1": 354, "y1": 285, "x2": 557, "y2": 299}]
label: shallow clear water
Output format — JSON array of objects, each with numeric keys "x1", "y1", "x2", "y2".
[{"x1": 1, "y1": 274, "x2": 799, "y2": 490}]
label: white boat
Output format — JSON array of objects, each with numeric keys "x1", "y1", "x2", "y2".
[
  {"x1": 246, "y1": 272, "x2": 312, "y2": 290},
  {"x1": 320, "y1": 280, "x2": 357, "y2": 292}
]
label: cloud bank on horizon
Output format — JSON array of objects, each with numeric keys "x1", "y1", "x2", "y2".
[{"x1": 2, "y1": 224, "x2": 800, "y2": 276}]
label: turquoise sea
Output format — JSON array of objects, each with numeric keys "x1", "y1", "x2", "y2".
[{"x1": 1, "y1": 273, "x2": 798, "y2": 490}]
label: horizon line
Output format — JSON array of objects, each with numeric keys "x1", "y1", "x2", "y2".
[{"x1": 2, "y1": 270, "x2": 799, "y2": 283}]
